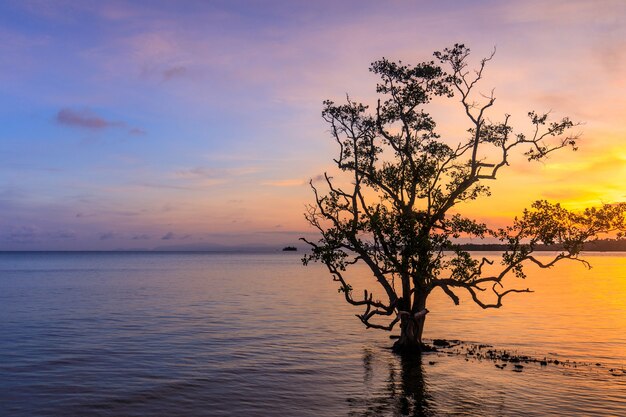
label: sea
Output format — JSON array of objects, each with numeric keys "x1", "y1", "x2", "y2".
[{"x1": 0, "y1": 251, "x2": 624, "y2": 416}]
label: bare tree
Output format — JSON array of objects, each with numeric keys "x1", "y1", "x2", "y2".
[{"x1": 301, "y1": 44, "x2": 626, "y2": 354}]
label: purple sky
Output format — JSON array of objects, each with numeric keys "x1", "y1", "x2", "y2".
[{"x1": 1, "y1": 0, "x2": 625, "y2": 250}]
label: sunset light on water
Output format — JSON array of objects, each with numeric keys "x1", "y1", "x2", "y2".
[
  {"x1": 1, "y1": 1, "x2": 625, "y2": 416},
  {"x1": 1, "y1": 252, "x2": 625, "y2": 415}
]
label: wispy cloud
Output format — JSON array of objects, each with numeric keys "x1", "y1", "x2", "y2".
[
  {"x1": 161, "y1": 231, "x2": 191, "y2": 240},
  {"x1": 131, "y1": 234, "x2": 151, "y2": 240},
  {"x1": 163, "y1": 65, "x2": 187, "y2": 81},
  {"x1": 57, "y1": 108, "x2": 122, "y2": 129},
  {"x1": 174, "y1": 166, "x2": 259, "y2": 179},
  {"x1": 174, "y1": 167, "x2": 223, "y2": 179},
  {"x1": 2, "y1": 225, "x2": 76, "y2": 243},
  {"x1": 56, "y1": 108, "x2": 146, "y2": 135},
  {"x1": 53, "y1": 230, "x2": 77, "y2": 239},
  {"x1": 262, "y1": 179, "x2": 306, "y2": 187},
  {"x1": 139, "y1": 182, "x2": 197, "y2": 191},
  {"x1": 3, "y1": 225, "x2": 38, "y2": 243},
  {"x1": 166, "y1": 166, "x2": 259, "y2": 189},
  {"x1": 129, "y1": 127, "x2": 147, "y2": 135},
  {"x1": 310, "y1": 174, "x2": 325, "y2": 183},
  {"x1": 99, "y1": 231, "x2": 121, "y2": 240}
]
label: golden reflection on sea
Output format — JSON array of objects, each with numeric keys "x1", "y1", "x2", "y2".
[{"x1": 348, "y1": 252, "x2": 626, "y2": 366}]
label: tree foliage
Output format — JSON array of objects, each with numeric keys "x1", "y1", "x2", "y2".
[{"x1": 301, "y1": 44, "x2": 626, "y2": 348}]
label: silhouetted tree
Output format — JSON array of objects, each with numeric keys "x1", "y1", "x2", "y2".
[{"x1": 301, "y1": 44, "x2": 626, "y2": 354}]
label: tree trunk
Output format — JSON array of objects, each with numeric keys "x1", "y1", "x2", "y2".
[
  {"x1": 392, "y1": 297, "x2": 428, "y2": 354},
  {"x1": 393, "y1": 317, "x2": 423, "y2": 354}
]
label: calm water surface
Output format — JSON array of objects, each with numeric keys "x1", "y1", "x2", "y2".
[{"x1": 0, "y1": 252, "x2": 624, "y2": 416}]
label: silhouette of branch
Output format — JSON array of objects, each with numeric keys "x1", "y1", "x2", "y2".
[{"x1": 303, "y1": 43, "x2": 626, "y2": 346}]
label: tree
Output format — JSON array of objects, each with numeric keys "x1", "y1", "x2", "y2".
[{"x1": 301, "y1": 44, "x2": 626, "y2": 354}]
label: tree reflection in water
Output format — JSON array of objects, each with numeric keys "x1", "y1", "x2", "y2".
[
  {"x1": 349, "y1": 347, "x2": 521, "y2": 416},
  {"x1": 348, "y1": 349, "x2": 433, "y2": 417}
]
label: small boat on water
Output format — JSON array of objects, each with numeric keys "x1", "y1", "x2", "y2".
[{"x1": 282, "y1": 246, "x2": 297, "y2": 251}]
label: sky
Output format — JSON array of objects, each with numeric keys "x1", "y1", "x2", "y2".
[{"x1": 1, "y1": 0, "x2": 625, "y2": 250}]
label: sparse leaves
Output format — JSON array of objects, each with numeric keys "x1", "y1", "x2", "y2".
[{"x1": 338, "y1": 283, "x2": 353, "y2": 294}]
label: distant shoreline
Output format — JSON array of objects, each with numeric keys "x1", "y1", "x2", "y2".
[
  {"x1": 2, "y1": 239, "x2": 626, "y2": 253},
  {"x1": 2, "y1": 248, "x2": 626, "y2": 254},
  {"x1": 451, "y1": 239, "x2": 626, "y2": 252}
]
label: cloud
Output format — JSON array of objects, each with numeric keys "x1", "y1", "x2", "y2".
[
  {"x1": 498, "y1": 0, "x2": 624, "y2": 25},
  {"x1": 168, "y1": 166, "x2": 259, "y2": 189},
  {"x1": 99, "y1": 231, "x2": 120, "y2": 240},
  {"x1": 57, "y1": 108, "x2": 146, "y2": 136},
  {"x1": 136, "y1": 182, "x2": 196, "y2": 190},
  {"x1": 112, "y1": 210, "x2": 142, "y2": 217},
  {"x1": 254, "y1": 229, "x2": 315, "y2": 235},
  {"x1": 174, "y1": 167, "x2": 222, "y2": 179},
  {"x1": 131, "y1": 234, "x2": 151, "y2": 240},
  {"x1": 3, "y1": 225, "x2": 39, "y2": 243},
  {"x1": 163, "y1": 65, "x2": 187, "y2": 81},
  {"x1": 161, "y1": 231, "x2": 176, "y2": 240},
  {"x1": 129, "y1": 127, "x2": 147, "y2": 135},
  {"x1": 161, "y1": 232, "x2": 191, "y2": 240},
  {"x1": 540, "y1": 189, "x2": 596, "y2": 201},
  {"x1": 52, "y1": 230, "x2": 76, "y2": 239},
  {"x1": 57, "y1": 108, "x2": 122, "y2": 129},
  {"x1": 262, "y1": 179, "x2": 306, "y2": 187},
  {"x1": 2, "y1": 226, "x2": 76, "y2": 243},
  {"x1": 174, "y1": 166, "x2": 259, "y2": 179}
]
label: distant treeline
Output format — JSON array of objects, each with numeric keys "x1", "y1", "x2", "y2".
[{"x1": 450, "y1": 238, "x2": 626, "y2": 252}]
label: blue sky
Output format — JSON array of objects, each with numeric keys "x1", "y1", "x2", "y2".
[{"x1": 1, "y1": 0, "x2": 625, "y2": 249}]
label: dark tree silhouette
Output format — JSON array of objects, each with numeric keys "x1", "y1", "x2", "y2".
[{"x1": 301, "y1": 44, "x2": 626, "y2": 354}]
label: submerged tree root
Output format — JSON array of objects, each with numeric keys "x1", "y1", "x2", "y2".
[
  {"x1": 390, "y1": 342, "x2": 438, "y2": 355},
  {"x1": 390, "y1": 338, "x2": 624, "y2": 376}
]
